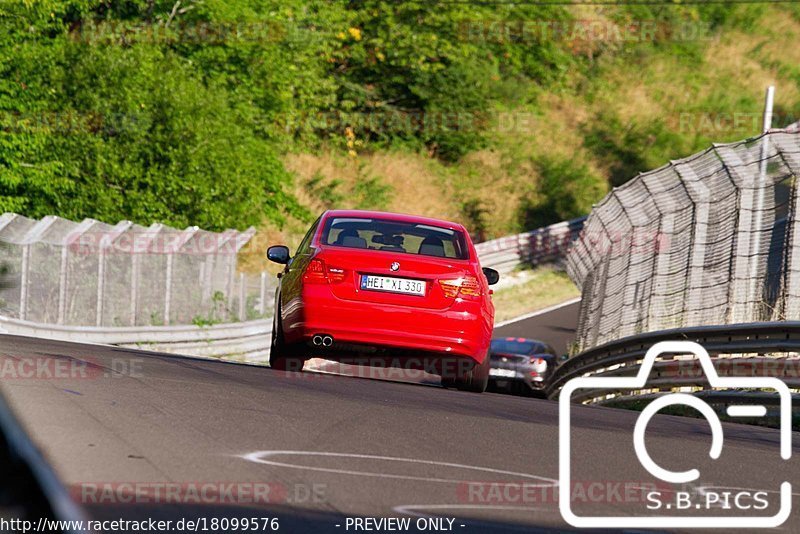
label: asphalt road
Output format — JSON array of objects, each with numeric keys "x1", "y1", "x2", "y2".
[
  {"x1": 1, "y1": 322, "x2": 798, "y2": 533},
  {"x1": 494, "y1": 301, "x2": 580, "y2": 356}
]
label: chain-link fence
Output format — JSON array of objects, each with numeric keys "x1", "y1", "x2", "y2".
[
  {"x1": 0, "y1": 213, "x2": 274, "y2": 327},
  {"x1": 567, "y1": 130, "x2": 800, "y2": 353}
]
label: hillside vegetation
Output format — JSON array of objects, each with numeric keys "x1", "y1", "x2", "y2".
[{"x1": 2, "y1": 1, "x2": 800, "y2": 270}]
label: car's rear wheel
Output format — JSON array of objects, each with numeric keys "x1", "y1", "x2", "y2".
[
  {"x1": 269, "y1": 306, "x2": 305, "y2": 372},
  {"x1": 442, "y1": 353, "x2": 489, "y2": 393}
]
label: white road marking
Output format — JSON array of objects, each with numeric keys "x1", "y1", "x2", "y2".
[
  {"x1": 494, "y1": 298, "x2": 580, "y2": 329},
  {"x1": 241, "y1": 450, "x2": 557, "y2": 486}
]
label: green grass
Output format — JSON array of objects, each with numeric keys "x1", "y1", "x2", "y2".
[{"x1": 491, "y1": 268, "x2": 580, "y2": 324}]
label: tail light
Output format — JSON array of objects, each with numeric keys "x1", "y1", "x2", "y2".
[
  {"x1": 439, "y1": 276, "x2": 481, "y2": 299},
  {"x1": 303, "y1": 258, "x2": 347, "y2": 284}
]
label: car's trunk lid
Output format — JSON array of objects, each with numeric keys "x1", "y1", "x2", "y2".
[{"x1": 316, "y1": 246, "x2": 472, "y2": 310}]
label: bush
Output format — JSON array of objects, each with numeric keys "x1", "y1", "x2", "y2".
[
  {"x1": 518, "y1": 156, "x2": 606, "y2": 229},
  {"x1": 1, "y1": 0, "x2": 797, "y2": 235},
  {"x1": 0, "y1": 1, "x2": 309, "y2": 230}
]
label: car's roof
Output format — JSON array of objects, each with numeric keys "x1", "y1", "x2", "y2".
[{"x1": 322, "y1": 210, "x2": 466, "y2": 232}]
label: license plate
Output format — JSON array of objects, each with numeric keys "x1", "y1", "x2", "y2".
[
  {"x1": 489, "y1": 368, "x2": 516, "y2": 378},
  {"x1": 360, "y1": 275, "x2": 426, "y2": 296}
]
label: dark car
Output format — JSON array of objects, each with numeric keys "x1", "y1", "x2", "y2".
[{"x1": 488, "y1": 337, "x2": 558, "y2": 395}]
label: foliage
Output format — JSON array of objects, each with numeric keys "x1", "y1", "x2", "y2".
[
  {"x1": 519, "y1": 156, "x2": 606, "y2": 229},
  {"x1": 460, "y1": 198, "x2": 489, "y2": 240},
  {"x1": 303, "y1": 167, "x2": 392, "y2": 211},
  {"x1": 0, "y1": 1, "x2": 798, "y2": 236}
]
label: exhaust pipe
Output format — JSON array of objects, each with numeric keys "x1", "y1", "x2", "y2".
[
  {"x1": 312, "y1": 335, "x2": 323, "y2": 346},
  {"x1": 322, "y1": 335, "x2": 334, "y2": 347}
]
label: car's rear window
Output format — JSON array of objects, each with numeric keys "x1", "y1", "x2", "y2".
[
  {"x1": 321, "y1": 217, "x2": 469, "y2": 260},
  {"x1": 491, "y1": 339, "x2": 552, "y2": 355}
]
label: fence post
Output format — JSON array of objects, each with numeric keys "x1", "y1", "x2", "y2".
[
  {"x1": 164, "y1": 227, "x2": 199, "y2": 326},
  {"x1": 60, "y1": 219, "x2": 96, "y2": 325},
  {"x1": 225, "y1": 227, "x2": 256, "y2": 321},
  {"x1": 19, "y1": 244, "x2": 30, "y2": 321},
  {"x1": 131, "y1": 251, "x2": 140, "y2": 326},
  {"x1": 164, "y1": 251, "x2": 173, "y2": 326},
  {"x1": 746, "y1": 88, "x2": 775, "y2": 317},
  {"x1": 649, "y1": 213, "x2": 677, "y2": 331},
  {"x1": 201, "y1": 255, "x2": 214, "y2": 306},
  {"x1": 615, "y1": 191, "x2": 643, "y2": 340},
  {"x1": 57, "y1": 244, "x2": 68, "y2": 325},
  {"x1": 18, "y1": 216, "x2": 58, "y2": 322},
  {"x1": 259, "y1": 271, "x2": 267, "y2": 315},
  {"x1": 772, "y1": 135, "x2": 800, "y2": 319},
  {"x1": 96, "y1": 221, "x2": 132, "y2": 327},
  {"x1": 680, "y1": 167, "x2": 711, "y2": 326},
  {"x1": 239, "y1": 272, "x2": 246, "y2": 320},
  {"x1": 717, "y1": 145, "x2": 757, "y2": 323},
  {"x1": 226, "y1": 247, "x2": 237, "y2": 321},
  {"x1": 96, "y1": 245, "x2": 105, "y2": 326}
]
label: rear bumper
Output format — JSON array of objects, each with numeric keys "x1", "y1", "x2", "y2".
[
  {"x1": 283, "y1": 286, "x2": 492, "y2": 363},
  {"x1": 488, "y1": 372, "x2": 546, "y2": 390},
  {"x1": 488, "y1": 360, "x2": 548, "y2": 389}
]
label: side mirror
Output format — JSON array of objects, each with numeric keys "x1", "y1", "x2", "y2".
[
  {"x1": 482, "y1": 267, "x2": 500, "y2": 286},
  {"x1": 267, "y1": 245, "x2": 290, "y2": 265}
]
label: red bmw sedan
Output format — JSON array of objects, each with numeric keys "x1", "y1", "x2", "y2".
[{"x1": 266, "y1": 210, "x2": 499, "y2": 392}]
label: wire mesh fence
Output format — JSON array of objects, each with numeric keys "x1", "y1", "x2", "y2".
[
  {"x1": 567, "y1": 130, "x2": 800, "y2": 353},
  {"x1": 0, "y1": 214, "x2": 274, "y2": 327}
]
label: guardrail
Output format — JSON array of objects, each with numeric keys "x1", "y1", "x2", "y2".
[
  {"x1": 476, "y1": 216, "x2": 586, "y2": 274},
  {"x1": 546, "y1": 322, "x2": 800, "y2": 405},
  {"x1": 0, "y1": 315, "x2": 272, "y2": 363}
]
